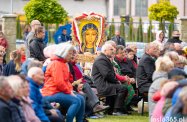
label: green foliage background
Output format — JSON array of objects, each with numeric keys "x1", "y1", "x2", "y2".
[
  {"x1": 108, "y1": 18, "x2": 115, "y2": 40},
  {"x1": 148, "y1": 0, "x2": 178, "y2": 22},
  {"x1": 137, "y1": 18, "x2": 143, "y2": 42},
  {"x1": 24, "y1": 0, "x2": 68, "y2": 24},
  {"x1": 120, "y1": 18, "x2": 125, "y2": 39}
]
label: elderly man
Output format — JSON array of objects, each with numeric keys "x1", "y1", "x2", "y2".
[
  {"x1": 27, "y1": 67, "x2": 63, "y2": 122},
  {"x1": 0, "y1": 76, "x2": 14, "y2": 122},
  {"x1": 26, "y1": 20, "x2": 41, "y2": 58},
  {"x1": 137, "y1": 42, "x2": 160, "y2": 94},
  {"x1": 92, "y1": 43, "x2": 128, "y2": 115}
]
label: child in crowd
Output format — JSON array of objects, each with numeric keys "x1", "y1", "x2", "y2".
[
  {"x1": 3, "y1": 50, "x2": 21, "y2": 76},
  {"x1": 19, "y1": 46, "x2": 26, "y2": 64}
]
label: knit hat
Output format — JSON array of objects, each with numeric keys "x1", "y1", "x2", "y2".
[
  {"x1": 54, "y1": 42, "x2": 75, "y2": 58},
  {"x1": 161, "y1": 81, "x2": 179, "y2": 97},
  {"x1": 43, "y1": 44, "x2": 57, "y2": 58},
  {"x1": 168, "y1": 68, "x2": 187, "y2": 79}
]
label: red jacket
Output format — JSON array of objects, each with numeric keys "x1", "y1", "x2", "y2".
[
  {"x1": 41, "y1": 57, "x2": 73, "y2": 96},
  {"x1": 0, "y1": 38, "x2": 8, "y2": 49}
]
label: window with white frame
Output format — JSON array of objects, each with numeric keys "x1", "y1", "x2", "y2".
[
  {"x1": 114, "y1": 0, "x2": 126, "y2": 16},
  {"x1": 135, "y1": 0, "x2": 148, "y2": 16}
]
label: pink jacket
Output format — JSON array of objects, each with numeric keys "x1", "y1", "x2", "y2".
[
  {"x1": 21, "y1": 97, "x2": 41, "y2": 122},
  {"x1": 151, "y1": 97, "x2": 165, "y2": 122}
]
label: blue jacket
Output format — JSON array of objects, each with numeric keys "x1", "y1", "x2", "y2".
[
  {"x1": 27, "y1": 77, "x2": 50, "y2": 122},
  {"x1": 57, "y1": 34, "x2": 71, "y2": 44},
  {"x1": 20, "y1": 58, "x2": 33, "y2": 75}
]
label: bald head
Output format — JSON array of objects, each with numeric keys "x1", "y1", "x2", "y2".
[
  {"x1": 28, "y1": 67, "x2": 43, "y2": 78},
  {"x1": 28, "y1": 67, "x2": 44, "y2": 85},
  {"x1": 30, "y1": 20, "x2": 41, "y2": 31}
]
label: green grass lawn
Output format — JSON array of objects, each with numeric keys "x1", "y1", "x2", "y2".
[{"x1": 88, "y1": 113, "x2": 148, "y2": 122}]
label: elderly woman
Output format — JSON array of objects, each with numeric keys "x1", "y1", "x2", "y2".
[
  {"x1": 18, "y1": 75, "x2": 41, "y2": 122},
  {"x1": 7, "y1": 75, "x2": 26, "y2": 122},
  {"x1": 148, "y1": 56, "x2": 174, "y2": 119},
  {"x1": 41, "y1": 42, "x2": 85, "y2": 122}
]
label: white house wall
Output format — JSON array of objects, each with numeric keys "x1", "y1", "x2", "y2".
[{"x1": 0, "y1": 0, "x2": 107, "y2": 17}]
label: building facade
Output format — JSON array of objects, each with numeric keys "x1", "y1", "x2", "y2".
[
  {"x1": 108, "y1": 0, "x2": 187, "y2": 22},
  {"x1": 0, "y1": 0, "x2": 108, "y2": 17}
]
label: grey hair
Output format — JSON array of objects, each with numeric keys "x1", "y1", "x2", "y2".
[
  {"x1": 28, "y1": 60, "x2": 43, "y2": 70},
  {"x1": 54, "y1": 42, "x2": 75, "y2": 58},
  {"x1": 155, "y1": 56, "x2": 174, "y2": 72},
  {"x1": 105, "y1": 40, "x2": 116, "y2": 45},
  {"x1": 145, "y1": 42, "x2": 159, "y2": 52},
  {"x1": 101, "y1": 43, "x2": 112, "y2": 53},
  {"x1": 28, "y1": 67, "x2": 43, "y2": 78},
  {"x1": 7, "y1": 75, "x2": 23, "y2": 95},
  {"x1": 0, "y1": 76, "x2": 8, "y2": 90},
  {"x1": 164, "y1": 51, "x2": 179, "y2": 60}
]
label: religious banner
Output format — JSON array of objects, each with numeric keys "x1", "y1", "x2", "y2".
[{"x1": 72, "y1": 12, "x2": 106, "y2": 54}]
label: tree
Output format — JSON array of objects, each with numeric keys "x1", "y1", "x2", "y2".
[
  {"x1": 147, "y1": 20, "x2": 154, "y2": 43},
  {"x1": 16, "y1": 15, "x2": 22, "y2": 39},
  {"x1": 148, "y1": 0, "x2": 179, "y2": 31},
  {"x1": 120, "y1": 17, "x2": 125, "y2": 39},
  {"x1": 24, "y1": 0, "x2": 68, "y2": 24},
  {"x1": 108, "y1": 18, "x2": 115, "y2": 40},
  {"x1": 128, "y1": 17, "x2": 133, "y2": 42},
  {"x1": 137, "y1": 18, "x2": 143, "y2": 42},
  {"x1": 168, "y1": 22, "x2": 174, "y2": 39}
]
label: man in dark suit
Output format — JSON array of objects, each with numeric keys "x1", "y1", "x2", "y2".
[
  {"x1": 167, "y1": 30, "x2": 182, "y2": 44},
  {"x1": 136, "y1": 42, "x2": 160, "y2": 94},
  {"x1": 111, "y1": 31, "x2": 126, "y2": 47},
  {"x1": 0, "y1": 76, "x2": 14, "y2": 122},
  {"x1": 92, "y1": 43, "x2": 128, "y2": 115}
]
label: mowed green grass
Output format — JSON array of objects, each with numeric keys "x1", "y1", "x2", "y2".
[{"x1": 88, "y1": 113, "x2": 148, "y2": 122}]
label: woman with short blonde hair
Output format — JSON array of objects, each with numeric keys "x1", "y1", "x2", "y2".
[
  {"x1": 164, "y1": 51, "x2": 179, "y2": 67},
  {"x1": 155, "y1": 56, "x2": 174, "y2": 72},
  {"x1": 149, "y1": 56, "x2": 174, "y2": 118}
]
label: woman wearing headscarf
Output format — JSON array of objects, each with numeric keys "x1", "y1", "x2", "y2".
[{"x1": 153, "y1": 30, "x2": 165, "y2": 50}]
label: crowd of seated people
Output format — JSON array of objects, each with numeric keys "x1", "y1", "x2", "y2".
[{"x1": 1, "y1": 24, "x2": 187, "y2": 122}]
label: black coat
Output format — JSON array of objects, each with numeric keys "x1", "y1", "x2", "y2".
[
  {"x1": 0, "y1": 98, "x2": 12, "y2": 122},
  {"x1": 167, "y1": 37, "x2": 182, "y2": 43},
  {"x1": 114, "y1": 57, "x2": 136, "y2": 78},
  {"x1": 92, "y1": 53, "x2": 121, "y2": 96},
  {"x1": 136, "y1": 53, "x2": 156, "y2": 93},
  {"x1": 3, "y1": 60, "x2": 20, "y2": 76},
  {"x1": 111, "y1": 36, "x2": 126, "y2": 46},
  {"x1": 29, "y1": 38, "x2": 46, "y2": 61}
]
